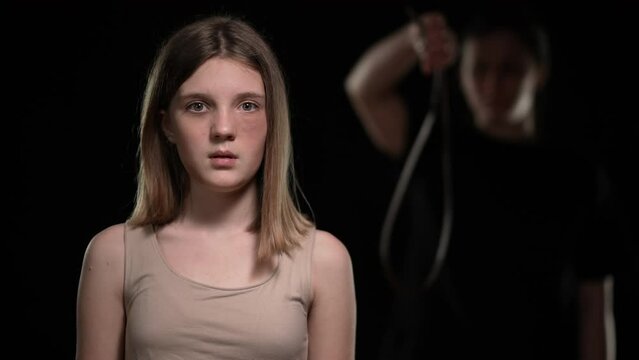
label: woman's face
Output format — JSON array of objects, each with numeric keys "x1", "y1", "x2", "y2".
[
  {"x1": 459, "y1": 30, "x2": 543, "y2": 130},
  {"x1": 163, "y1": 57, "x2": 267, "y2": 193}
]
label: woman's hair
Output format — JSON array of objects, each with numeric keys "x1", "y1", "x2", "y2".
[
  {"x1": 460, "y1": 3, "x2": 550, "y2": 70},
  {"x1": 128, "y1": 15, "x2": 313, "y2": 259}
]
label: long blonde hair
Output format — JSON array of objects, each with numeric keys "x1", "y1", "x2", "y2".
[{"x1": 128, "y1": 15, "x2": 313, "y2": 259}]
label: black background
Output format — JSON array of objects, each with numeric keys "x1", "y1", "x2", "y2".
[{"x1": 12, "y1": 0, "x2": 637, "y2": 358}]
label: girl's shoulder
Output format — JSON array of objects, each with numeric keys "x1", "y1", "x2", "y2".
[
  {"x1": 311, "y1": 229, "x2": 353, "y2": 275},
  {"x1": 82, "y1": 223, "x2": 126, "y2": 266}
]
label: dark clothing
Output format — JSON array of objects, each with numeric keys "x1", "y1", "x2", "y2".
[
  {"x1": 380, "y1": 121, "x2": 610, "y2": 360},
  {"x1": 598, "y1": 125, "x2": 639, "y2": 360}
]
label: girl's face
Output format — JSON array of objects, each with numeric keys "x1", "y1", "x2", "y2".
[
  {"x1": 459, "y1": 31, "x2": 544, "y2": 130},
  {"x1": 163, "y1": 57, "x2": 267, "y2": 193}
]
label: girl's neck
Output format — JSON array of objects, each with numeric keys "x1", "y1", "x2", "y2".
[{"x1": 178, "y1": 180, "x2": 259, "y2": 234}]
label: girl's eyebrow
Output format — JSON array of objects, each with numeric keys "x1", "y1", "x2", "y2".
[
  {"x1": 177, "y1": 91, "x2": 265, "y2": 102},
  {"x1": 235, "y1": 92, "x2": 265, "y2": 101}
]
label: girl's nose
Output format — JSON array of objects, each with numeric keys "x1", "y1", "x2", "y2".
[{"x1": 210, "y1": 111, "x2": 236, "y2": 141}]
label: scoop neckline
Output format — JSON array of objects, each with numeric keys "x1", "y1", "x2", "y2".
[{"x1": 150, "y1": 225, "x2": 281, "y2": 291}]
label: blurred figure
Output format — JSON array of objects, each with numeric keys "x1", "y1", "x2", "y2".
[{"x1": 345, "y1": 3, "x2": 613, "y2": 360}]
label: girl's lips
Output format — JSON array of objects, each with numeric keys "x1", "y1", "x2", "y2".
[
  {"x1": 209, "y1": 156, "x2": 236, "y2": 168},
  {"x1": 209, "y1": 151, "x2": 237, "y2": 168},
  {"x1": 210, "y1": 150, "x2": 238, "y2": 158}
]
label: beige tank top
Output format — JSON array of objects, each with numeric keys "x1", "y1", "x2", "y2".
[{"x1": 123, "y1": 223, "x2": 315, "y2": 360}]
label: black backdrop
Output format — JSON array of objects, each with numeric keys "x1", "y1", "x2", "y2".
[{"x1": 12, "y1": 0, "x2": 637, "y2": 358}]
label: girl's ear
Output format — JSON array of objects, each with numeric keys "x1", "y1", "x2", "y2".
[{"x1": 160, "y1": 110, "x2": 175, "y2": 143}]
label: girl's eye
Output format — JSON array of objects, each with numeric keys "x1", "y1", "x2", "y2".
[
  {"x1": 187, "y1": 102, "x2": 206, "y2": 112},
  {"x1": 240, "y1": 102, "x2": 258, "y2": 112}
]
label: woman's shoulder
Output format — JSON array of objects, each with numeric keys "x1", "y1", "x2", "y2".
[
  {"x1": 309, "y1": 229, "x2": 355, "y2": 305},
  {"x1": 311, "y1": 229, "x2": 352, "y2": 270},
  {"x1": 82, "y1": 223, "x2": 126, "y2": 265}
]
